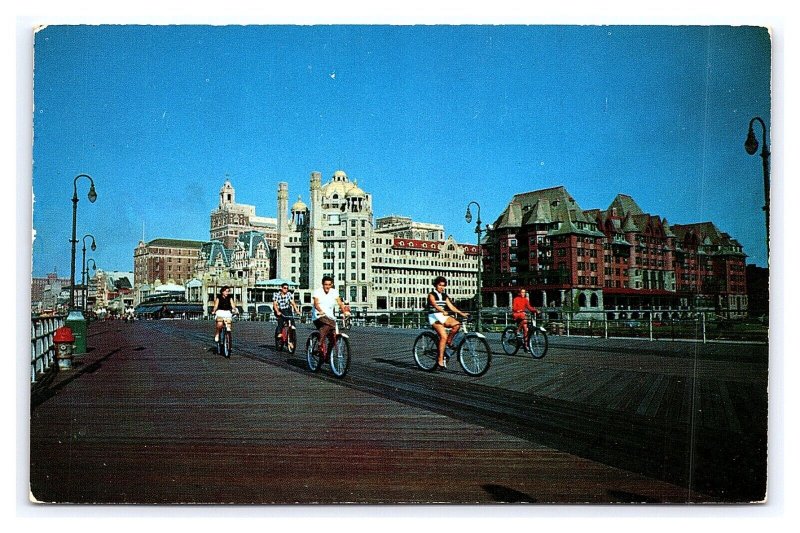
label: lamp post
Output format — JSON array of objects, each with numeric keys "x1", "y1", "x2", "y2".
[
  {"x1": 744, "y1": 116, "x2": 770, "y2": 259},
  {"x1": 209, "y1": 272, "x2": 217, "y2": 317},
  {"x1": 80, "y1": 234, "x2": 96, "y2": 312},
  {"x1": 465, "y1": 201, "x2": 483, "y2": 332},
  {"x1": 84, "y1": 258, "x2": 97, "y2": 313},
  {"x1": 69, "y1": 174, "x2": 97, "y2": 310}
]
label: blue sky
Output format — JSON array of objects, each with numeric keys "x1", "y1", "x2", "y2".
[{"x1": 31, "y1": 24, "x2": 772, "y2": 277}]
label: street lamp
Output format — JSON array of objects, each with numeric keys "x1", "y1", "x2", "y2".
[
  {"x1": 465, "y1": 201, "x2": 483, "y2": 332},
  {"x1": 744, "y1": 116, "x2": 770, "y2": 259},
  {"x1": 80, "y1": 234, "x2": 96, "y2": 311},
  {"x1": 69, "y1": 174, "x2": 97, "y2": 310},
  {"x1": 84, "y1": 258, "x2": 97, "y2": 313}
]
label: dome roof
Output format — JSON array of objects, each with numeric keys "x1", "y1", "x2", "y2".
[
  {"x1": 291, "y1": 196, "x2": 308, "y2": 211},
  {"x1": 346, "y1": 184, "x2": 366, "y2": 197},
  {"x1": 321, "y1": 179, "x2": 350, "y2": 197}
]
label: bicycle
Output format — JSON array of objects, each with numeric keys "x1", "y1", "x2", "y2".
[
  {"x1": 501, "y1": 315, "x2": 548, "y2": 359},
  {"x1": 216, "y1": 315, "x2": 236, "y2": 358},
  {"x1": 412, "y1": 316, "x2": 491, "y2": 376},
  {"x1": 275, "y1": 313, "x2": 298, "y2": 354},
  {"x1": 306, "y1": 315, "x2": 351, "y2": 378}
]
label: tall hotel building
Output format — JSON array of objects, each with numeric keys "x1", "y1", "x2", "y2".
[
  {"x1": 277, "y1": 170, "x2": 479, "y2": 311},
  {"x1": 483, "y1": 186, "x2": 748, "y2": 318}
]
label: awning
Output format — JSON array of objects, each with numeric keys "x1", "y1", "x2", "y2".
[
  {"x1": 134, "y1": 305, "x2": 161, "y2": 314},
  {"x1": 163, "y1": 304, "x2": 203, "y2": 313}
]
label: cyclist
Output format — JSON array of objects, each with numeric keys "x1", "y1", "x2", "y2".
[
  {"x1": 211, "y1": 286, "x2": 239, "y2": 343},
  {"x1": 311, "y1": 275, "x2": 350, "y2": 361},
  {"x1": 427, "y1": 276, "x2": 469, "y2": 369},
  {"x1": 512, "y1": 288, "x2": 538, "y2": 351},
  {"x1": 273, "y1": 282, "x2": 301, "y2": 351}
]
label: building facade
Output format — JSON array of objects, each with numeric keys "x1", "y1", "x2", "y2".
[
  {"x1": 192, "y1": 231, "x2": 272, "y2": 315},
  {"x1": 277, "y1": 171, "x2": 479, "y2": 311},
  {"x1": 93, "y1": 270, "x2": 135, "y2": 314},
  {"x1": 31, "y1": 271, "x2": 70, "y2": 311},
  {"x1": 133, "y1": 238, "x2": 205, "y2": 304},
  {"x1": 211, "y1": 179, "x2": 278, "y2": 251},
  {"x1": 371, "y1": 216, "x2": 480, "y2": 310},
  {"x1": 277, "y1": 170, "x2": 375, "y2": 307},
  {"x1": 483, "y1": 186, "x2": 748, "y2": 318}
]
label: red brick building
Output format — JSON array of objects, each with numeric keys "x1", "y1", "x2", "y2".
[{"x1": 483, "y1": 187, "x2": 748, "y2": 318}]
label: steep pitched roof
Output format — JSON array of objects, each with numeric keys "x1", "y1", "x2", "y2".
[
  {"x1": 200, "y1": 240, "x2": 232, "y2": 267},
  {"x1": 237, "y1": 231, "x2": 270, "y2": 257},
  {"x1": 608, "y1": 194, "x2": 644, "y2": 217},
  {"x1": 671, "y1": 222, "x2": 747, "y2": 257},
  {"x1": 494, "y1": 186, "x2": 601, "y2": 236}
]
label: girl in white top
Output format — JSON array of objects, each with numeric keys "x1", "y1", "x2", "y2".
[{"x1": 427, "y1": 276, "x2": 469, "y2": 369}]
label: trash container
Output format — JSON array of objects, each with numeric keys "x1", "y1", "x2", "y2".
[
  {"x1": 53, "y1": 326, "x2": 75, "y2": 370},
  {"x1": 65, "y1": 310, "x2": 88, "y2": 354}
]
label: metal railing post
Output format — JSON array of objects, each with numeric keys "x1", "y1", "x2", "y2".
[{"x1": 702, "y1": 313, "x2": 707, "y2": 343}]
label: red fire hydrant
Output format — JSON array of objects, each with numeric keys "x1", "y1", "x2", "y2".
[{"x1": 53, "y1": 327, "x2": 75, "y2": 370}]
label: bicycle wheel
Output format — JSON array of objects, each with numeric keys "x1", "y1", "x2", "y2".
[
  {"x1": 413, "y1": 332, "x2": 438, "y2": 371},
  {"x1": 500, "y1": 326, "x2": 520, "y2": 355},
  {"x1": 288, "y1": 327, "x2": 297, "y2": 354},
  {"x1": 329, "y1": 335, "x2": 351, "y2": 378},
  {"x1": 527, "y1": 328, "x2": 548, "y2": 359},
  {"x1": 217, "y1": 328, "x2": 225, "y2": 356},
  {"x1": 306, "y1": 332, "x2": 322, "y2": 372},
  {"x1": 221, "y1": 328, "x2": 231, "y2": 358},
  {"x1": 458, "y1": 334, "x2": 491, "y2": 376}
]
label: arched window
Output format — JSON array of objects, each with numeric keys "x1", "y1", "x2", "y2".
[
  {"x1": 590, "y1": 293, "x2": 599, "y2": 307},
  {"x1": 578, "y1": 294, "x2": 587, "y2": 308}
]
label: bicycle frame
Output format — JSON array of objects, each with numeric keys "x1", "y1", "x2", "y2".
[
  {"x1": 278, "y1": 318, "x2": 296, "y2": 342},
  {"x1": 515, "y1": 315, "x2": 543, "y2": 340},
  {"x1": 435, "y1": 317, "x2": 486, "y2": 351},
  {"x1": 319, "y1": 316, "x2": 349, "y2": 356}
]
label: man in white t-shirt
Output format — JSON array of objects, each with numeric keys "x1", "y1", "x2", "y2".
[{"x1": 312, "y1": 275, "x2": 350, "y2": 360}]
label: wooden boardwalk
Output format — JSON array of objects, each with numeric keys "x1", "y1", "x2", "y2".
[{"x1": 29, "y1": 319, "x2": 768, "y2": 504}]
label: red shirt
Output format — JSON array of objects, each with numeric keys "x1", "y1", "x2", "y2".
[{"x1": 512, "y1": 296, "x2": 537, "y2": 314}]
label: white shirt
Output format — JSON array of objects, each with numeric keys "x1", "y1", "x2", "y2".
[{"x1": 312, "y1": 287, "x2": 340, "y2": 321}]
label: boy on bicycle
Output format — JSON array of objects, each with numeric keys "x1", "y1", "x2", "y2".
[
  {"x1": 273, "y1": 282, "x2": 301, "y2": 351},
  {"x1": 512, "y1": 288, "x2": 538, "y2": 351},
  {"x1": 312, "y1": 275, "x2": 350, "y2": 361}
]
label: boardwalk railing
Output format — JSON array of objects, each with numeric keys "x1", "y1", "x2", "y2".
[
  {"x1": 200, "y1": 309, "x2": 767, "y2": 344},
  {"x1": 338, "y1": 309, "x2": 769, "y2": 343},
  {"x1": 31, "y1": 315, "x2": 66, "y2": 384}
]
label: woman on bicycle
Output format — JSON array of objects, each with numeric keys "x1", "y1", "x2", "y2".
[
  {"x1": 427, "y1": 276, "x2": 469, "y2": 369},
  {"x1": 512, "y1": 288, "x2": 538, "y2": 350},
  {"x1": 211, "y1": 286, "x2": 238, "y2": 343}
]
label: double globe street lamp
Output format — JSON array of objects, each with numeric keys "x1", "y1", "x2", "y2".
[
  {"x1": 744, "y1": 116, "x2": 770, "y2": 259},
  {"x1": 465, "y1": 201, "x2": 484, "y2": 332},
  {"x1": 84, "y1": 258, "x2": 97, "y2": 313},
  {"x1": 81, "y1": 234, "x2": 96, "y2": 310},
  {"x1": 69, "y1": 174, "x2": 98, "y2": 310}
]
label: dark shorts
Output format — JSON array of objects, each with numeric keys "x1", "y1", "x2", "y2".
[{"x1": 313, "y1": 316, "x2": 336, "y2": 329}]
